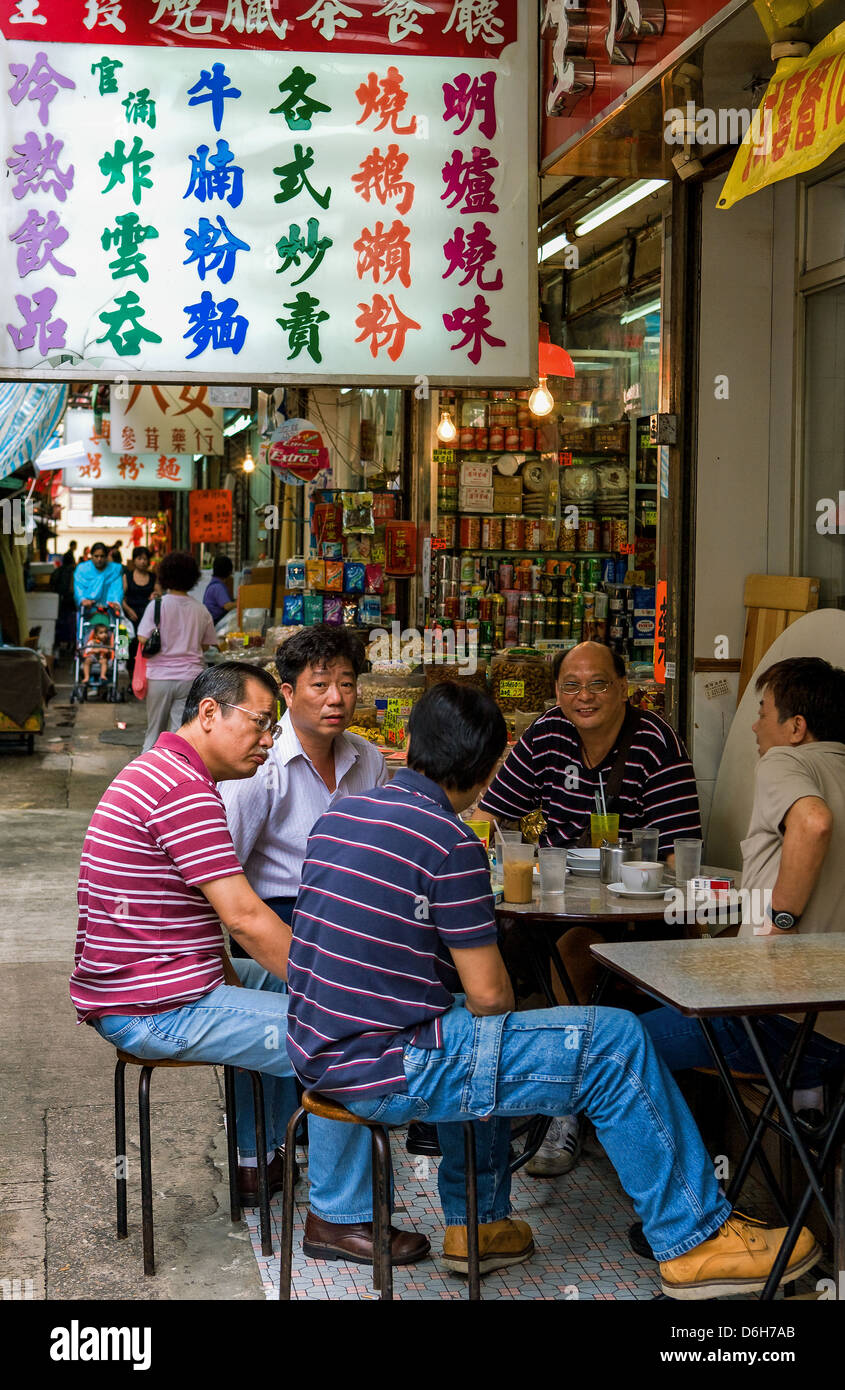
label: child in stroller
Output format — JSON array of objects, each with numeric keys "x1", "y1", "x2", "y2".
[
  {"x1": 71, "y1": 603, "x2": 127, "y2": 703},
  {"x1": 82, "y1": 621, "x2": 114, "y2": 687}
]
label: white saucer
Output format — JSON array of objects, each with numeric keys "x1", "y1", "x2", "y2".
[{"x1": 607, "y1": 881, "x2": 670, "y2": 899}]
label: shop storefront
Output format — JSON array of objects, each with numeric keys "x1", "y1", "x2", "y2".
[{"x1": 0, "y1": 1, "x2": 535, "y2": 691}]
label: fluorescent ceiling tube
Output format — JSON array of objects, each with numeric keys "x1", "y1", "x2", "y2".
[
  {"x1": 574, "y1": 180, "x2": 668, "y2": 237},
  {"x1": 538, "y1": 231, "x2": 570, "y2": 262},
  {"x1": 619, "y1": 298, "x2": 661, "y2": 325}
]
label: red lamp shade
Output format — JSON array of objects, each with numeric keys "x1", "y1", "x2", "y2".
[{"x1": 538, "y1": 323, "x2": 574, "y2": 378}]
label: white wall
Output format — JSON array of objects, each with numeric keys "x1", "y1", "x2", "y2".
[{"x1": 692, "y1": 179, "x2": 797, "y2": 833}]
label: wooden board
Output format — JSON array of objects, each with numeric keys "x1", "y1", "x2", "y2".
[
  {"x1": 706, "y1": 608, "x2": 845, "y2": 869},
  {"x1": 737, "y1": 573, "x2": 819, "y2": 703}
]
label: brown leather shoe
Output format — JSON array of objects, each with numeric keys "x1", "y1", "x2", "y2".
[
  {"x1": 237, "y1": 1149, "x2": 298, "y2": 1208},
  {"x1": 302, "y1": 1210, "x2": 431, "y2": 1265}
]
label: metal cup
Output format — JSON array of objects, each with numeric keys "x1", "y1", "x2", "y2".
[{"x1": 599, "y1": 842, "x2": 625, "y2": 884}]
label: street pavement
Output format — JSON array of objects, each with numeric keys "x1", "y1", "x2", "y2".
[{"x1": 0, "y1": 662, "x2": 264, "y2": 1301}]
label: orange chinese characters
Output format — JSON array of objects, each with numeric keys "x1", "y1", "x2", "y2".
[
  {"x1": 354, "y1": 293, "x2": 420, "y2": 362},
  {"x1": 79, "y1": 452, "x2": 102, "y2": 479},
  {"x1": 353, "y1": 219, "x2": 411, "y2": 288},
  {"x1": 118, "y1": 456, "x2": 143, "y2": 481},
  {"x1": 156, "y1": 454, "x2": 181, "y2": 481},
  {"x1": 351, "y1": 145, "x2": 414, "y2": 215},
  {"x1": 355, "y1": 67, "x2": 417, "y2": 135}
]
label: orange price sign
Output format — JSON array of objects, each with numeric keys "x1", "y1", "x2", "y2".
[
  {"x1": 189, "y1": 489, "x2": 233, "y2": 544},
  {"x1": 654, "y1": 579, "x2": 668, "y2": 685}
]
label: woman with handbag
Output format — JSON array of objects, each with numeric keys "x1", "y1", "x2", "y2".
[
  {"x1": 122, "y1": 545, "x2": 155, "y2": 685},
  {"x1": 137, "y1": 551, "x2": 218, "y2": 753}
]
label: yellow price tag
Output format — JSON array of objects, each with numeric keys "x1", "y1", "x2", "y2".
[{"x1": 499, "y1": 680, "x2": 525, "y2": 698}]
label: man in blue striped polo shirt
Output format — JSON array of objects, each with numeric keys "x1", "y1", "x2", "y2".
[{"x1": 286, "y1": 683, "x2": 817, "y2": 1294}]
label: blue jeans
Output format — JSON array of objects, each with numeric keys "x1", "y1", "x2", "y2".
[
  {"x1": 91, "y1": 959, "x2": 377, "y2": 1224},
  {"x1": 348, "y1": 1001, "x2": 732, "y2": 1262},
  {"x1": 642, "y1": 1005, "x2": 845, "y2": 1088}
]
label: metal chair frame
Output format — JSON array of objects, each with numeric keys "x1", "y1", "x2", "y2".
[
  {"x1": 113, "y1": 1052, "x2": 273, "y2": 1275},
  {"x1": 279, "y1": 1094, "x2": 482, "y2": 1301}
]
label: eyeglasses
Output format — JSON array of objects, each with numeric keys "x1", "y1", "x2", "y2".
[
  {"x1": 218, "y1": 701, "x2": 282, "y2": 738},
  {"x1": 558, "y1": 679, "x2": 613, "y2": 696}
]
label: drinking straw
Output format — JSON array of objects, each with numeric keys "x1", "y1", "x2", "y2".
[
  {"x1": 598, "y1": 771, "x2": 607, "y2": 817},
  {"x1": 594, "y1": 793, "x2": 601, "y2": 814}
]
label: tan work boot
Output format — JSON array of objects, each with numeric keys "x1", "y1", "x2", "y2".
[
  {"x1": 660, "y1": 1213, "x2": 820, "y2": 1299},
  {"x1": 442, "y1": 1218, "x2": 534, "y2": 1275}
]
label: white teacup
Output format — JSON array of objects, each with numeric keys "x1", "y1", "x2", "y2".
[{"x1": 619, "y1": 859, "x2": 664, "y2": 892}]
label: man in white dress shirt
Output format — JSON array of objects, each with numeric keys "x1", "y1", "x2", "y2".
[
  {"x1": 219, "y1": 627, "x2": 430, "y2": 1267},
  {"x1": 221, "y1": 625, "x2": 387, "y2": 928}
]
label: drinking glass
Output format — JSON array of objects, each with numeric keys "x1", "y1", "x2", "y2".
[
  {"x1": 632, "y1": 825, "x2": 660, "y2": 860},
  {"x1": 590, "y1": 813, "x2": 619, "y2": 847},
  {"x1": 501, "y1": 843, "x2": 536, "y2": 903},
  {"x1": 674, "y1": 839, "x2": 703, "y2": 885},
  {"x1": 538, "y1": 848, "x2": 567, "y2": 895}
]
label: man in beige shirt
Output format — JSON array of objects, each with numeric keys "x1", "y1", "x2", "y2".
[{"x1": 642, "y1": 656, "x2": 845, "y2": 1077}]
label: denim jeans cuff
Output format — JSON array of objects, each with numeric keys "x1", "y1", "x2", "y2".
[
  {"x1": 308, "y1": 1204, "x2": 377, "y2": 1224},
  {"x1": 650, "y1": 1198, "x2": 732, "y2": 1263},
  {"x1": 442, "y1": 1203, "x2": 511, "y2": 1227}
]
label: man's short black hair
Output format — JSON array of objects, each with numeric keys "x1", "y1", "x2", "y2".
[
  {"x1": 181, "y1": 660, "x2": 279, "y2": 727},
  {"x1": 275, "y1": 624, "x2": 365, "y2": 689},
  {"x1": 157, "y1": 550, "x2": 200, "y2": 592},
  {"x1": 756, "y1": 657, "x2": 845, "y2": 743},
  {"x1": 212, "y1": 554, "x2": 234, "y2": 578},
  {"x1": 407, "y1": 683, "x2": 507, "y2": 792},
  {"x1": 553, "y1": 643, "x2": 626, "y2": 684},
  {"x1": 132, "y1": 545, "x2": 151, "y2": 561}
]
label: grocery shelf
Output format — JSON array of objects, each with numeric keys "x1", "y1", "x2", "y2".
[{"x1": 457, "y1": 549, "x2": 615, "y2": 558}]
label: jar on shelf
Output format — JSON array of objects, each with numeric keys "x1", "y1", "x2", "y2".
[
  {"x1": 489, "y1": 426, "x2": 505, "y2": 450},
  {"x1": 459, "y1": 515, "x2": 481, "y2": 549},
  {"x1": 436, "y1": 514, "x2": 457, "y2": 546},
  {"x1": 539, "y1": 517, "x2": 557, "y2": 552},
  {"x1": 578, "y1": 517, "x2": 600, "y2": 551},
  {"x1": 482, "y1": 515, "x2": 503, "y2": 549},
  {"x1": 524, "y1": 517, "x2": 541, "y2": 549},
  {"x1": 503, "y1": 515, "x2": 524, "y2": 550}
]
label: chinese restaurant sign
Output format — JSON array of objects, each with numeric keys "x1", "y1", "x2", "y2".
[
  {"x1": 0, "y1": 0, "x2": 534, "y2": 385},
  {"x1": 109, "y1": 383, "x2": 223, "y2": 456},
  {"x1": 189, "y1": 486, "x2": 232, "y2": 542},
  {"x1": 719, "y1": 22, "x2": 845, "y2": 211},
  {"x1": 62, "y1": 407, "x2": 194, "y2": 487}
]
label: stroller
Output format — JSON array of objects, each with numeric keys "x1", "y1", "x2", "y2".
[{"x1": 70, "y1": 604, "x2": 129, "y2": 704}]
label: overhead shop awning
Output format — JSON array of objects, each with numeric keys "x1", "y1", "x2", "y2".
[{"x1": 0, "y1": 382, "x2": 69, "y2": 484}]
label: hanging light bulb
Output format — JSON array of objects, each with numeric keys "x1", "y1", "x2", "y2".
[
  {"x1": 528, "y1": 376, "x2": 554, "y2": 417},
  {"x1": 435, "y1": 409, "x2": 457, "y2": 443},
  {"x1": 241, "y1": 449, "x2": 255, "y2": 474}
]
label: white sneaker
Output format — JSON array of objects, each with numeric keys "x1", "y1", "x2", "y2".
[{"x1": 524, "y1": 1115, "x2": 581, "y2": 1177}]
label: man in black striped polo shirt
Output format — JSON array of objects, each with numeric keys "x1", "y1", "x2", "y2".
[
  {"x1": 480, "y1": 641, "x2": 701, "y2": 1177},
  {"x1": 481, "y1": 641, "x2": 701, "y2": 857}
]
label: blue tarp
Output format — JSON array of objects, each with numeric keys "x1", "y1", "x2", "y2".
[{"x1": 0, "y1": 382, "x2": 69, "y2": 483}]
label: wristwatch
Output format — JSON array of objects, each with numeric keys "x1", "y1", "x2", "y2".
[{"x1": 767, "y1": 907, "x2": 800, "y2": 932}]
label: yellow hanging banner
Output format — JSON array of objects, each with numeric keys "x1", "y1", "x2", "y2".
[{"x1": 719, "y1": 22, "x2": 845, "y2": 211}]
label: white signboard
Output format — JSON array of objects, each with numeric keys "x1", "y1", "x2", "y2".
[
  {"x1": 63, "y1": 407, "x2": 194, "y2": 488},
  {"x1": 109, "y1": 383, "x2": 223, "y2": 456},
  {"x1": 0, "y1": 2, "x2": 535, "y2": 385}
]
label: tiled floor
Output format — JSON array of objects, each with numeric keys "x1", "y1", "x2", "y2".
[{"x1": 242, "y1": 1133, "x2": 808, "y2": 1301}]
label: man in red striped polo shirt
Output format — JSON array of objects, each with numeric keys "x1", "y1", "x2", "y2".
[{"x1": 70, "y1": 659, "x2": 428, "y2": 1265}]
